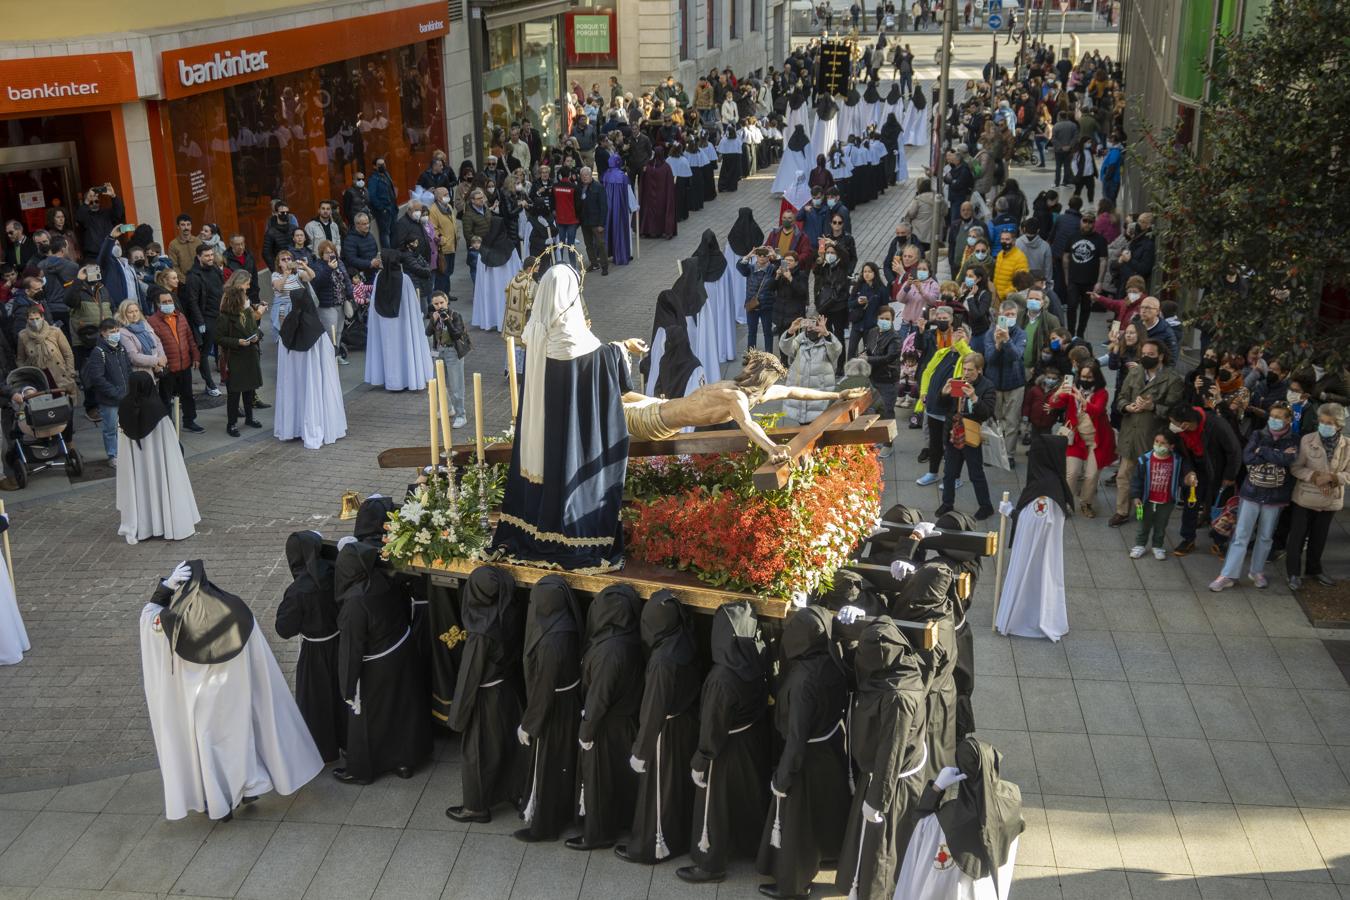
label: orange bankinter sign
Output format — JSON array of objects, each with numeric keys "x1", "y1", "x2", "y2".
[
  {"x1": 160, "y1": 2, "x2": 449, "y2": 101},
  {"x1": 0, "y1": 52, "x2": 139, "y2": 116}
]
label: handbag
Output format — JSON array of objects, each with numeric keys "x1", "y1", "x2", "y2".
[
  {"x1": 961, "y1": 417, "x2": 983, "y2": 447},
  {"x1": 982, "y1": 422, "x2": 1010, "y2": 470}
]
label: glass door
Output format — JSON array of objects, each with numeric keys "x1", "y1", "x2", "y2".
[{"x1": 0, "y1": 142, "x2": 79, "y2": 236}]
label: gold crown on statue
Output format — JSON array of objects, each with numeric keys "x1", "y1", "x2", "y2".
[
  {"x1": 528, "y1": 240, "x2": 587, "y2": 291},
  {"x1": 339, "y1": 490, "x2": 363, "y2": 521}
]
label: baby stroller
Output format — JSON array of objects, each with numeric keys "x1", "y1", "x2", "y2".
[{"x1": 5, "y1": 366, "x2": 83, "y2": 487}]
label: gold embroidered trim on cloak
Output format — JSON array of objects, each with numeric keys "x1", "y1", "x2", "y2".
[
  {"x1": 438, "y1": 626, "x2": 466, "y2": 650},
  {"x1": 496, "y1": 511, "x2": 617, "y2": 548}
]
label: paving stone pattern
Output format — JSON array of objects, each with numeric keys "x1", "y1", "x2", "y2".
[{"x1": 2, "y1": 32, "x2": 1349, "y2": 900}]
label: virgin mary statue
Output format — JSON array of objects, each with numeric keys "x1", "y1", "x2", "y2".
[{"x1": 490, "y1": 264, "x2": 636, "y2": 572}]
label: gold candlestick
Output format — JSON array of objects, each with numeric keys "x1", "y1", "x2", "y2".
[
  {"x1": 434, "y1": 359, "x2": 453, "y2": 461},
  {"x1": 505, "y1": 336, "x2": 520, "y2": 421},
  {"x1": 473, "y1": 372, "x2": 485, "y2": 463},
  {"x1": 427, "y1": 380, "x2": 439, "y2": 473}
]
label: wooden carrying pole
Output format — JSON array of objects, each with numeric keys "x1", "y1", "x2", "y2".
[
  {"x1": 0, "y1": 500, "x2": 13, "y2": 586},
  {"x1": 991, "y1": 490, "x2": 1011, "y2": 633}
]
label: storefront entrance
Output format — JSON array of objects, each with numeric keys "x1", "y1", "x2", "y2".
[
  {"x1": 481, "y1": 16, "x2": 564, "y2": 157},
  {"x1": 0, "y1": 142, "x2": 80, "y2": 234}
]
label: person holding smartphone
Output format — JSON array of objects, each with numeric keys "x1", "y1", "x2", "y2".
[
  {"x1": 269, "y1": 250, "x2": 313, "y2": 334},
  {"x1": 216, "y1": 277, "x2": 264, "y2": 437}
]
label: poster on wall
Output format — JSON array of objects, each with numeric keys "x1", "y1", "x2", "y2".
[{"x1": 565, "y1": 9, "x2": 617, "y2": 68}]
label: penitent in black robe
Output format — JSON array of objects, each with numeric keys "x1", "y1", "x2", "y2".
[
  {"x1": 517, "y1": 576, "x2": 584, "y2": 840},
  {"x1": 335, "y1": 542, "x2": 432, "y2": 781},
  {"x1": 757, "y1": 606, "x2": 851, "y2": 898},
  {"x1": 687, "y1": 602, "x2": 771, "y2": 876},
  {"x1": 624, "y1": 590, "x2": 701, "y2": 863},
  {"x1": 890, "y1": 562, "x2": 959, "y2": 787},
  {"x1": 576, "y1": 584, "x2": 645, "y2": 846},
  {"x1": 934, "y1": 509, "x2": 983, "y2": 742},
  {"x1": 275, "y1": 531, "x2": 345, "y2": 763},
  {"x1": 427, "y1": 581, "x2": 464, "y2": 728},
  {"x1": 835, "y1": 618, "x2": 929, "y2": 900},
  {"x1": 449, "y1": 565, "x2": 525, "y2": 813}
]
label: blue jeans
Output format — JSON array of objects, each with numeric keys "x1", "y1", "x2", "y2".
[
  {"x1": 99, "y1": 404, "x2": 119, "y2": 459},
  {"x1": 747, "y1": 303, "x2": 774, "y2": 351},
  {"x1": 1220, "y1": 499, "x2": 1282, "y2": 579},
  {"x1": 556, "y1": 224, "x2": 580, "y2": 267},
  {"x1": 271, "y1": 294, "x2": 291, "y2": 335}
]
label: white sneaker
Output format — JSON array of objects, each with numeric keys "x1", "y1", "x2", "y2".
[
  {"x1": 206, "y1": 387, "x2": 222, "y2": 397},
  {"x1": 452, "y1": 416, "x2": 467, "y2": 428},
  {"x1": 1129, "y1": 546, "x2": 1145, "y2": 559},
  {"x1": 1152, "y1": 548, "x2": 1167, "y2": 560},
  {"x1": 915, "y1": 472, "x2": 939, "y2": 486}
]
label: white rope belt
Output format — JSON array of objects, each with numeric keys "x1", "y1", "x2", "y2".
[
  {"x1": 480, "y1": 678, "x2": 504, "y2": 688},
  {"x1": 809, "y1": 719, "x2": 843, "y2": 743},
  {"x1": 556, "y1": 678, "x2": 580, "y2": 693},
  {"x1": 846, "y1": 742, "x2": 928, "y2": 900},
  {"x1": 301, "y1": 631, "x2": 339, "y2": 643},
  {"x1": 363, "y1": 627, "x2": 411, "y2": 661},
  {"x1": 729, "y1": 720, "x2": 754, "y2": 734}
]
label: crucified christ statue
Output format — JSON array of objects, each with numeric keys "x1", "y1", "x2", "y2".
[{"x1": 621, "y1": 347, "x2": 871, "y2": 463}]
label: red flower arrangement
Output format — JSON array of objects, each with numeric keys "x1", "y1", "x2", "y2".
[{"x1": 624, "y1": 445, "x2": 883, "y2": 598}]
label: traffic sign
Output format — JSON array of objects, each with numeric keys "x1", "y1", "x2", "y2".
[{"x1": 987, "y1": 13, "x2": 1003, "y2": 28}]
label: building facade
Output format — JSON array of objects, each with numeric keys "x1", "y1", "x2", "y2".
[{"x1": 1116, "y1": 0, "x2": 1270, "y2": 212}]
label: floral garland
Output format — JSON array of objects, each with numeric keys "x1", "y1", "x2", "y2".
[
  {"x1": 382, "y1": 462, "x2": 506, "y2": 566},
  {"x1": 624, "y1": 445, "x2": 883, "y2": 598}
]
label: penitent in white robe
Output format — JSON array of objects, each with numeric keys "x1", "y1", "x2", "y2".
[
  {"x1": 365, "y1": 272, "x2": 435, "y2": 391},
  {"x1": 0, "y1": 552, "x2": 28, "y2": 666},
  {"x1": 471, "y1": 251, "x2": 523, "y2": 332},
  {"x1": 894, "y1": 814, "x2": 1019, "y2": 900},
  {"x1": 116, "y1": 419, "x2": 201, "y2": 545},
  {"x1": 140, "y1": 604, "x2": 324, "y2": 820},
  {"x1": 724, "y1": 243, "x2": 749, "y2": 331},
  {"x1": 274, "y1": 338, "x2": 348, "y2": 450},
  {"x1": 994, "y1": 498, "x2": 1068, "y2": 641}
]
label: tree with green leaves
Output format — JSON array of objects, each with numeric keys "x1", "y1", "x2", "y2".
[{"x1": 1136, "y1": 0, "x2": 1350, "y2": 364}]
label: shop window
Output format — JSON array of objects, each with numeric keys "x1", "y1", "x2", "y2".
[
  {"x1": 708, "y1": 0, "x2": 720, "y2": 49},
  {"x1": 1172, "y1": 0, "x2": 1211, "y2": 101},
  {"x1": 481, "y1": 20, "x2": 562, "y2": 161},
  {"x1": 161, "y1": 39, "x2": 445, "y2": 256}
]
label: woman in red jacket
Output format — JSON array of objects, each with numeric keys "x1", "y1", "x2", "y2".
[{"x1": 1048, "y1": 359, "x2": 1117, "y2": 517}]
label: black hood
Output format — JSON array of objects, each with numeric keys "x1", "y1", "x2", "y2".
[
  {"x1": 373, "y1": 251, "x2": 404, "y2": 317},
  {"x1": 673, "y1": 258, "x2": 709, "y2": 316},
  {"x1": 815, "y1": 95, "x2": 838, "y2": 121},
  {"x1": 641, "y1": 589, "x2": 696, "y2": 664},
  {"x1": 694, "y1": 229, "x2": 728, "y2": 281},
  {"x1": 782, "y1": 604, "x2": 832, "y2": 663},
  {"x1": 937, "y1": 737, "x2": 1026, "y2": 881},
  {"x1": 854, "y1": 617, "x2": 919, "y2": 691},
  {"x1": 845, "y1": 87, "x2": 861, "y2": 106},
  {"x1": 645, "y1": 288, "x2": 702, "y2": 400},
  {"x1": 354, "y1": 495, "x2": 395, "y2": 544},
  {"x1": 885, "y1": 83, "x2": 901, "y2": 105},
  {"x1": 279, "y1": 286, "x2": 324, "y2": 352},
  {"x1": 523, "y1": 574, "x2": 582, "y2": 659},
  {"x1": 787, "y1": 125, "x2": 810, "y2": 153},
  {"x1": 1018, "y1": 434, "x2": 1073, "y2": 517},
  {"x1": 863, "y1": 82, "x2": 881, "y2": 103},
  {"x1": 584, "y1": 583, "x2": 643, "y2": 651},
  {"x1": 891, "y1": 562, "x2": 953, "y2": 621},
  {"x1": 710, "y1": 600, "x2": 766, "y2": 682},
  {"x1": 285, "y1": 530, "x2": 329, "y2": 587},
  {"x1": 155, "y1": 560, "x2": 256, "y2": 665},
  {"x1": 935, "y1": 510, "x2": 981, "y2": 562},
  {"x1": 118, "y1": 370, "x2": 167, "y2": 444},
  {"x1": 727, "y1": 208, "x2": 764, "y2": 256},
  {"x1": 460, "y1": 564, "x2": 520, "y2": 649},
  {"x1": 480, "y1": 216, "x2": 517, "y2": 267}
]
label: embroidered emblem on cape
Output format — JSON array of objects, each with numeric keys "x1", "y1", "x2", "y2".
[
  {"x1": 933, "y1": 843, "x2": 955, "y2": 870},
  {"x1": 1033, "y1": 497, "x2": 1049, "y2": 517},
  {"x1": 439, "y1": 625, "x2": 466, "y2": 650}
]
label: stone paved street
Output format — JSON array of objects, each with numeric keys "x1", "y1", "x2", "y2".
[{"x1": 2, "y1": 32, "x2": 1349, "y2": 900}]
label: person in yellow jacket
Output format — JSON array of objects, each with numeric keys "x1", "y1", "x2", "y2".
[
  {"x1": 428, "y1": 187, "x2": 459, "y2": 301},
  {"x1": 914, "y1": 307, "x2": 973, "y2": 485},
  {"x1": 992, "y1": 230, "x2": 1029, "y2": 302}
]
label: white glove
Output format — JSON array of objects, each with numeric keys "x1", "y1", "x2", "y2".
[
  {"x1": 910, "y1": 521, "x2": 941, "y2": 540},
  {"x1": 629, "y1": 754, "x2": 647, "y2": 774},
  {"x1": 934, "y1": 766, "x2": 968, "y2": 791},
  {"x1": 579, "y1": 738, "x2": 594, "y2": 751},
  {"x1": 337, "y1": 536, "x2": 358, "y2": 551},
  {"x1": 998, "y1": 499, "x2": 1014, "y2": 518},
  {"x1": 837, "y1": 605, "x2": 866, "y2": 625},
  {"x1": 862, "y1": 800, "x2": 883, "y2": 823},
  {"x1": 771, "y1": 781, "x2": 787, "y2": 799},
  {"x1": 691, "y1": 768, "x2": 708, "y2": 788},
  {"x1": 516, "y1": 726, "x2": 531, "y2": 746},
  {"x1": 161, "y1": 561, "x2": 192, "y2": 591},
  {"x1": 890, "y1": 559, "x2": 916, "y2": 580}
]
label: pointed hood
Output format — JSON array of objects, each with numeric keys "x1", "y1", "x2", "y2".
[
  {"x1": 814, "y1": 94, "x2": 838, "y2": 121},
  {"x1": 641, "y1": 589, "x2": 696, "y2": 665},
  {"x1": 937, "y1": 736, "x2": 1026, "y2": 881},
  {"x1": 523, "y1": 574, "x2": 582, "y2": 659},
  {"x1": 710, "y1": 600, "x2": 766, "y2": 682},
  {"x1": 854, "y1": 616, "x2": 919, "y2": 691},
  {"x1": 727, "y1": 208, "x2": 764, "y2": 256},
  {"x1": 354, "y1": 495, "x2": 395, "y2": 545},
  {"x1": 1018, "y1": 434, "x2": 1073, "y2": 517},
  {"x1": 787, "y1": 124, "x2": 810, "y2": 152},
  {"x1": 373, "y1": 251, "x2": 404, "y2": 317},
  {"x1": 584, "y1": 583, "x2": 643, "y2": 652},
  {"x1": 693, "y1": 229, "x2": 728, "y2": 281}
]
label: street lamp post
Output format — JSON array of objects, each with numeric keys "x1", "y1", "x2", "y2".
[{"x1": 927, "y1": 0, "x2": 956, "y2": 276}]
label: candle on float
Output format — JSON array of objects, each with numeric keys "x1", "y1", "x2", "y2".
[
  {"x1": 434, "y1": 358, "x2": 453, "y2": 464},
  {"x1": 427, "y1": 380, "x2": 439, "y2": 473},
  {"x1": 505, "y1": 336, "x2": 520, "y2": 420},
  {"x1": 473, "y1": 372, "x2": 485, "y2": 463}
]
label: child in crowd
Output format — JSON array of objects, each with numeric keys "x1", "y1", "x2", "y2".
[
  {"x1": 1129, "y1": 430, "x2": 1186, "y2": 560},
  {"x1": 1022, "y1": 366, "x2": 1063, "y2": 442},
  {"x1": 1162, "y1": 299, "x2": 1183, "y2": 333},
  {"x1": 425, "y1": 291, "x2": 470, "y2": 428},
  {"x1": 897, "y1": 346, "x2": 921, "y2": 408}
]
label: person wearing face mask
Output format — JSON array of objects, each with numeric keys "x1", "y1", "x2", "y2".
[
  {"x1": 1062, "y1": 216, "x2": 1107, "y2": 340},
  {"x1": 392, "y1": 201, "x2": 432, "y2": 290},
  {"x1": 864, "y1": 307, "x2": 903, "y2": 455},
  {"x1": 1047, "y1": 362, "x2": 1116, "y2": 517},
  {"x1": 957, "y1": 238, "x2": 992, "y2": 285},
  {"x1": 915, "y1": 311, "x2": 973, "y2": 484},
  {"x1": 767, "y1": 212, "x2": 814, "y2": 272},
  {"x1": 1016, "y1": 288, "x2": 1062, "y2": 375},
  {"x1": 1286, "y1": 403, "x2": 1350, "y2": 589},
  {"x1": 1110, "y1": 339, "x2": 1183, "y2": 525},
  {"x1": 981, "y1": 300, "x2": 1028, "y2": 455},
  {"x1": 1166, "y1": 404, "x2": 1242, "y2": 556},
  {"x1": 1098, "y1": 275, "x2": 1147, "y2": 340},
  {"x1": 144, "y1": 286, "x2": 203, "y2": 433},
  {"x1": 781, "y1": 316, "x2": 842, "y2": 424},
  {"x1": 1209, "y1": 401, "x2": 1299, "y2": 591},
  {"x1": 990, "y1": 233, "x2": 1027, "y2": 305},
  {"x1": 1048, "y1": 194, "x2": 1084, "y2": 301},
  {"x1": 341, "y1": 173, "x2": 373, "y2": 235},
  {"x1": 812, "y1": 242, "x2": 851, "y2": 373},
  {"x1": 890, "y1": 247, "x2": 939, "y2": 341},
  {"x1": 946, "y1": 201, "x2": 985, "y2": 277},
  {"x1": 1131, "y1": 294, "x2": 1178, "y2": 369},
  {"x1": 367, "y1": 157, "x2": 398, "y2": 243},
  {"x1": 1127, "y1": 431, "x2": 1186, "y2": 559},
  {"x1": 79, "y1": 318, "x2": 132, "y2": 465},
  {"x1": 1014, "y1": 218, "x2": 1051, "y2": 286}
]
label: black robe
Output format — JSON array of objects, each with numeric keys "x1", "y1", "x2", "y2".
[
  {"x1": 576, "y1": 584, "x2": 646, "y2": 846},
  {"x1": 934, "y1": 509, "x2": 982, "y2": 742},
  {"x1": 335, "y1": 541, "x2": 432, "y2": 781},
  {"x1": 427, "y1": 581, "x2": 464, "y2": 728},
  {"x1": 698, "y1": 143, "x2": 718, "y2": 202},
  {"x1": 626, "y1": 590, "x2": 701, "y2": 863},
  {"x1": 275, "y1": 531, "x2": 345, "y2": 762},
  {"x1": 639, "y1": 154, "x2": 678, "y2": 239},
  {"x1": 835, "y1": 619, "x2": 928, "y2": 900},
  {"x1": 890, "y1": 562, "x2": 958, "y2": 787},
  {"x1": 757, "y1": 607, "x2": 851, "y2": 897},
  {"x1": 688, "y1": 602, "x2": 771, "y2": 875},
  {"x1": 685, "y1": 149, "x2": 706, "y2": 213},
  {"x1": 518, "y1": 576, "x2": 583, "y2": 840},
  {"x1": 449, "y1": 565, "x2": 525, "y2": 812}
]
